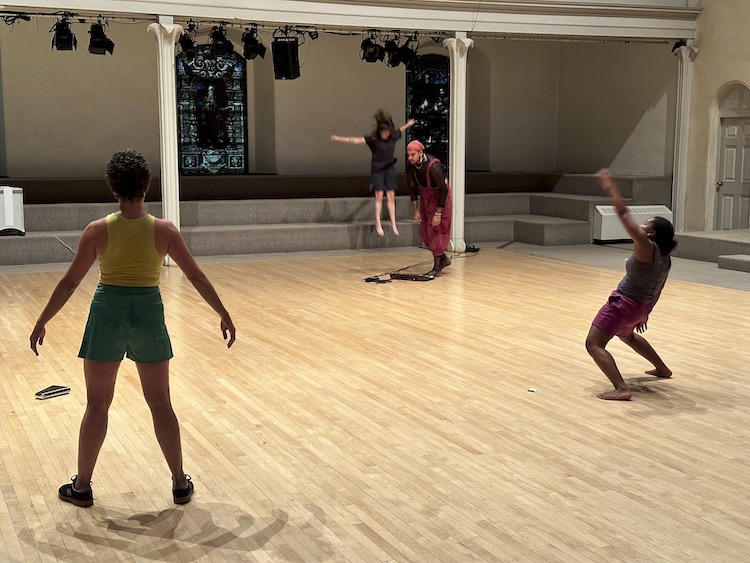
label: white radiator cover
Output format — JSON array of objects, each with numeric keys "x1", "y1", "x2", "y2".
[
  {"x1": 0, "y1": 186, "x2": 25, "y2": 235},
  {"x1": 593, "y1": 205, "x2": 672, "y2": 242}
]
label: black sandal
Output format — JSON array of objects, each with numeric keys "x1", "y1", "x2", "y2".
[{"x1": 173, "y1": 475, "x2": 194, "y2": 505}]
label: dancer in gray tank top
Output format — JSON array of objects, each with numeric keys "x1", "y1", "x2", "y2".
[{"x1": 585, "y1": 169, "x2": 677, "y2": 400}]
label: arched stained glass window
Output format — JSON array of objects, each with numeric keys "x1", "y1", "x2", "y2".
[
  {"x1": 406, "y1": 54, "x2": 450, "y2": 170},
  {"x1": 176, "y1": 45, "x2": 248, "y2": 175}
]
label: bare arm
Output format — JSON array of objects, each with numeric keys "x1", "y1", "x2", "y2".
[
  {"x1": 30, "y1": 221, "x2": 102, "y2": 355},
  {"x1": 160, "y1": 221, "x2": 236, "y2": 348},
  {"x1": 330, "y1": 135, "x2": 366, "y2": 145},
  {"x1": 595, "y1": 168, "x2": 653, "y2": 261},
  {"x1": 400, "y1": 118, "x2": 416, "y2": 132}
]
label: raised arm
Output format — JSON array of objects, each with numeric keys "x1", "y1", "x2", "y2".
[
  {"x1": 595, "y1": 168, "x2": 653, "y2": 260},
  {"x1": 159, "y1": 220, "x2": 236, "y2": 348},
  {"x1": 400, "y1": 118, "x2": 416, "y2": 132},
  {"x1": 30, "y1": 221, "x2": 103, "y2": 355},
  {"x1": 330, "y1": 134, "x2": 366, "y2": 145}
]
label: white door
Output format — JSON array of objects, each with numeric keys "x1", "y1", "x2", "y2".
[{"x1": 715, "y1": 118, "x2": 750, "y2": 229}]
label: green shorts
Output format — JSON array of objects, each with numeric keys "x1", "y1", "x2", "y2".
[{"x1": 78, "y1": 284, "x2": 173, "y2": 363}]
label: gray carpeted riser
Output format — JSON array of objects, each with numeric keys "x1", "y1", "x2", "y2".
[
  {"x1": 465, "y1": 217, "x2": 516, "y2": 242},
  {"x1": 464, "y1": 194, "x2": 530, "y2": 215},
  {"x1": 0, "y1": 232, "x2": 78, "y2": 265},
  {"x1": 182, "y1": 222, "x2": 421, "y2": 256},
  {"x1": 530, "y1": 194, "x2": 612, "y2": 222},
  {"x1": 631, "y1": 178, "x2": 672, "y2": 208},
  {"x1": 553, "y1": 175, "x2": 633, "y2": 198},
  {"x1": 673, "y1": 235, "x2": 750, "y2": 263},
  {"x1": 717, "y1": 255, "x2": 750, "y2": 272},
  {"x1": 514, "y1": 218, "x2": 590, "y2": 246}
]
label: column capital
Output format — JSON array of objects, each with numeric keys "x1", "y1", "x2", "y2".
[
  {"x1": 442, "y1": 33, "x2": 474, "y2": 56},
  {"x1": 671, "y1": 39, "x2": 699, "y2": 62},
  {"x1": 147, "y1": 19, "x2": 184, "y2": 41}
]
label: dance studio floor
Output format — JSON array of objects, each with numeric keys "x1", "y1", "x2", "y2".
[{"x1": 1, "y1": 244, "x2": 749, "y2": 562}]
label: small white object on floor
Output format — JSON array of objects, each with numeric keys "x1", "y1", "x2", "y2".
[{"x1": 528, "y1": 387, "x2": 537, "y2": 392}]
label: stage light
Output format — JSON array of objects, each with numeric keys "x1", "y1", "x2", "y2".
[
  {"x1": 179, "y1": 21, "x2": 197, "y2": 60},
  {"x1": 210, "y1": 25, "x2": 234, "y2": 57},
  {"x1": 384, "y1": 38, "x2": 401, "y2": 67},
  {"x1": 51, "y1": 17, "x2": 77, "y2": 51},
  {"x1": 242, "y1": 27, "x2": 266, "y2": 60},
  {"x1": 360, "y1": 37, "x2": 384, "y2": 63},
  {"x1": 387, "y1": 35, "x2": 418, "y2": 68},
  {"x1": 88, "y1": 21, "x2": 114, "y2": 55},
  {"x1": 308, "y1": 30, "x2": 319, "y2": 40},
  {"x1": 398, "y1": 37, "x2": 419, "y2": 67}
]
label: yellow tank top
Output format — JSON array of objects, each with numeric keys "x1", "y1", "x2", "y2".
[{"x1": 99, "y1": 213, "x2": 163, "y2": 286}]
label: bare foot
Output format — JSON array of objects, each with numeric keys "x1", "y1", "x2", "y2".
[
  {"x1": 375, "y1": 224, "x2": 384, "y2": 236},
  {"x1": 597, "y1": 389, "x2": 632, "y2": 401},
  {"x1": 391, "y1": 224, "x2": 399, "y2": 236},
  {"x1": 645, "y1": 368, "x2": 672, "y2": 378},
  {"x1": 426, "y1": 269, "x2": 441, "y2": 277}
]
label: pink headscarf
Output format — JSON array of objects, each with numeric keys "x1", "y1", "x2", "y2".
[{"x1": 407, "y1": 140, "x2": 425, "y2": 153}]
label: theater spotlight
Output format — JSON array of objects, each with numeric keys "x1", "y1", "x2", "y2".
[
  {"x1": 179, "y1": 21, "x2": 197, "y2": 61},
  {"x1": 398, "y1": 36, "x2": 419, "y2": 67},
  {"x1": 88, "y1": 21, "x2": 114, "y2": 55},
  {"x1": 242, "y1": 27, "x2": 266, "y2": 60},
  {"x1": 360, "y1": 36, "x2": 384, "y2": 63},
  {"x1": 210, "y1": 25, "x2": 234, "y2": 56},
  {"x1": 384, "y1": 38, "x2": 401, "y2": 68},
  {"x1": 51, "y1": 17, "x2": 77, "y2": 51}
]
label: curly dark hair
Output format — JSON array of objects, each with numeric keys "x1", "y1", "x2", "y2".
[{"x1": 106, "y1": 149, "x2": 151, "y2": 200}]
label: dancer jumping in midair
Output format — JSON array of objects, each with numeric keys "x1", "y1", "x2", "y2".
[{"x1": 331, "y1": 109, "x2": 415, "y2": 236}]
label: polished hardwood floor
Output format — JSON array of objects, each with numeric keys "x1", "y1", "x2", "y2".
[{"x1": 1, "y1": 247, "x2": 749, "y2": 562}]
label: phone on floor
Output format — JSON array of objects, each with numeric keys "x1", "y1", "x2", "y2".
[{"x1": 35, "y1": 385, "x2": 71, "y2": 400}]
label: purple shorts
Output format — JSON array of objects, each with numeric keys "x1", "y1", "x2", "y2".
[{"x1": 592, "y1": 291, "x2": 652, "y2": 338}]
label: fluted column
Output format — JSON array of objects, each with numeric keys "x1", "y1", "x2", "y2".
[
  {"x1": 443, "y1": 32, "x2": 473, "y2": 253},
  {"x1": 148, "y1": 17, "x2": 183, "y2": 265},
  {"x1": 671, "y1": 40, "x2": 698, "y2": 233}
]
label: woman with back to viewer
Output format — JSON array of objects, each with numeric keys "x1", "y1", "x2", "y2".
[{"x1": 30, "y1": 149, "x2": 236, "y2": 506}]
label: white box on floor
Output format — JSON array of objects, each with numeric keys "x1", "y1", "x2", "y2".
[{"x1": 0, "y1": 186, "x2": 25, "y2": 236}]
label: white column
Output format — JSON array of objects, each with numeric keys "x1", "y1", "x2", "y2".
[
  {"x1": 148, "y1": 17, "x2": 183, "y2": 265},
  {"x1": 443, "y1": 32, "x2": 473, "y2": 253},
  {"x1": 671, "y1": 40, "x2": 698, "y2": 233}
]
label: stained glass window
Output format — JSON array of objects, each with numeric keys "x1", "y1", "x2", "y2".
[
  {"x1": 176, "y1": 45, "x2": 248, "y2": 175},
  {"x1": 406, "y1": 54, "x2": 450, "y2": 170}
]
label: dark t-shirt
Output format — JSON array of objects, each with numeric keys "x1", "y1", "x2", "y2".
[{"x1": 364, "y1": 129, "x2": 402, "y2": 173}]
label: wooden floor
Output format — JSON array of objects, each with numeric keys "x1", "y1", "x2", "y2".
[{"x1": 1, "y1": 248, "x2": 749, "y2": 562}]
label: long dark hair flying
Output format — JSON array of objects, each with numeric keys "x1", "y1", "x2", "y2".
[{"x1": 371, "y1": 108, "x2": 395, "y2": 138}]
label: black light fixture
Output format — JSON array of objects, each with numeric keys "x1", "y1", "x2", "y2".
[
  {"x1": 242, "y1": 26, "x2": 266, "y2": 60},
  {"x1": 397, "y1": 35, "x2": 419, "y2": 67},
  {"x1": 51, "y1": 17, "x2": 77, "y2": 51},
  {"x1": 360, "y1": 34, "x2": 384, "y2": 63},
  {"x1": 384, "y1": 38, "x2": 401, "y2": 67},
  {"x1": 88, "y1": 20, "x2": 114, "y2": 55},
  {"x1": 386, "y1": 35, "x2": 418, "y2": 68},
  {"x1": 209, "y1": 25, "x2": 234, "y2": 57},
  {"x1": 2, "y1": 13, "x2": 31, "y2": 26},
  {"x1": 179, "y1": 21, "x2": 197, "y2": 61},
  {"x1": 272, "y1": 31, "x2": 301, "y2": 80}
]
